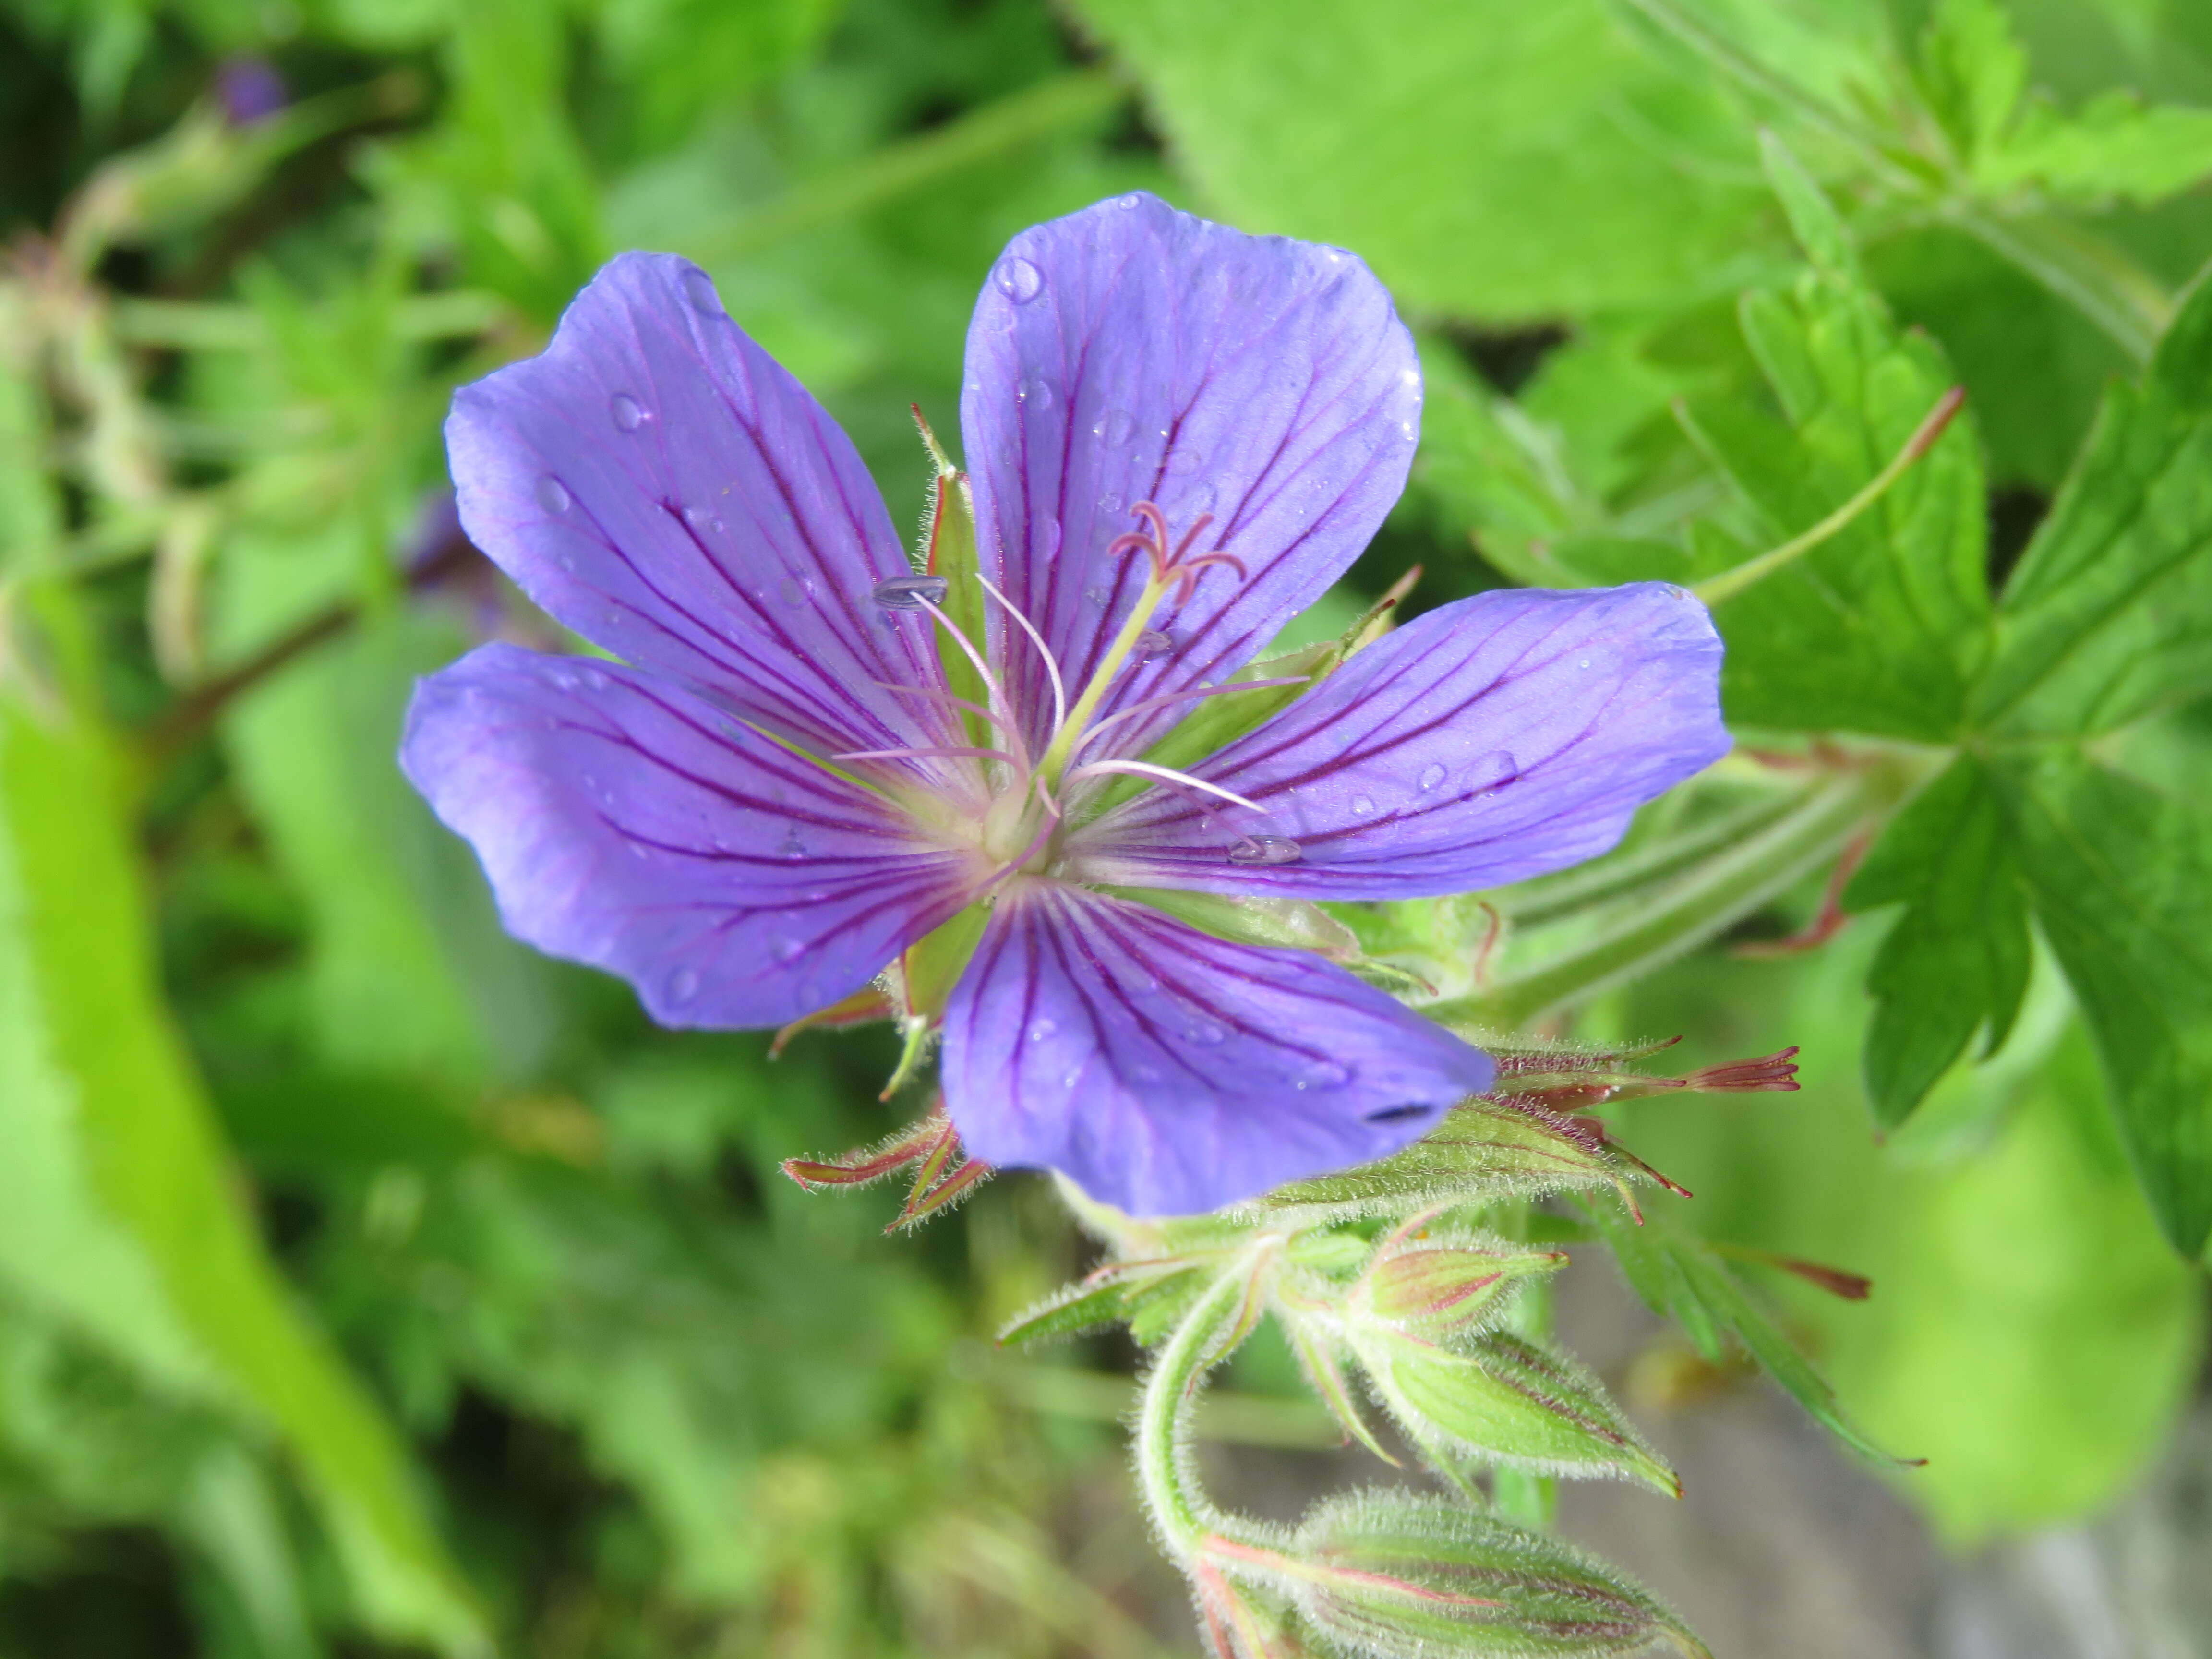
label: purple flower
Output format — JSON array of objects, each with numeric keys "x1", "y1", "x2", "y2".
[{"x1": 400, "y1": 194, "x2": 1727, "y2": 1216}]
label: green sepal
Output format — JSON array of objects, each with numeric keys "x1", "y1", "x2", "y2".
[
  {"x1": 901, "y1": 903, "x2": 989, "y2": 1020},
  {"x1": 1251, "y1": 1098, "x2": 1642, "y2": 1224},
  {"x1": 1581, "y1": 1197, "x2": 1913, "y2": 1467},
  {"x1": 913, "y1": 410, "x2": 990, "y2": 744},
  {"x1": 1351, "y1": 1226, "x2": 1566, "y2": 1345},
  {"x1": 1109, "y1": 885, "x2": 1359, "y2": 960}
]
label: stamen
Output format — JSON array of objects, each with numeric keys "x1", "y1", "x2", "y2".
[
  {"x1": 1063, "y1": 757, "x2": 1269, "y2": 814},
  {"x1": 872, "y1": 680, "x2": 1020, "y2": 745},
  {"x1": 1074, "y1": 675, "x2": 1310, "y2": 753},
  {"x1": 833, "y1": 745, "x2": 1019, "y2": 765},
  {"x1": 976, "y1": 571, "x2": 1066, "y2": 740},
  {"x1": 914, "y1": 595, "x2": 1030, "y2": 774}
]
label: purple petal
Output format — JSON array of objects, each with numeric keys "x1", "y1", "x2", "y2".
[
  {"x1": 447, "y1": 253, "x2": 944, "y2": 759},
  {"x1": 401, "y1": 643, "x2": 979, "y2": 1028},
  {"x1": 962, "y1": 193, "x2": 1420, "y2": 758},
  {"x1": 940, "y1": 883, "x2": 1494, "y2": 1215},
  {"x1": 1066, "y1": 583, "x2": 1728, "y2": 899}
]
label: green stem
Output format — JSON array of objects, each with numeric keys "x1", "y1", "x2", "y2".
[
  {"x1": 1948, "y1": 207, "x2": 2171, "y2": 364},
  {"x1": 1430, "y1": 762, "x2": 1924, "y2": 1031},
  {"x1": 1134, "y1": 1260, "x2": 1268, "y2": 1560},
  {"x1": 1692, "y1": 387, "x2": 1965, "y2": 607},
  {"x1": 681, "y1": 68, "x2": 1127, "y2": 265}
]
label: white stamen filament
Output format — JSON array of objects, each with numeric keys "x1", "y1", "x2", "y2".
[
  {"x1": 834, "y1": 745, "x2": 1020, "y2": 765},
  {"x1": 914, "y1": 595, "x2": 1030, "y2": 773},
  {"x1": 1062, "y1": 757, "x2": 1270, "y2": 815},
  {"x1": 977, "y1": 571, "x2": 1065, "y2": 740},
  {"x1": 1074, "y1": 675, "x2": 1310, "y2": 755}
]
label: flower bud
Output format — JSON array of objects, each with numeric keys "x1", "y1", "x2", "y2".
[
  {"x1": 1354, "y1": 1329, "x2": 1678, "y2": 1496},
  {"x1": 1214, "y1": 1490, "x2": 1707, "y2": 1658},
  {"x1": 1350, "y1": 1227, "x2": 1563, "y2": 1344}
]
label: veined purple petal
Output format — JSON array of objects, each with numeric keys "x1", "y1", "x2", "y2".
[
  {"x1": 940, "y1": 883, "x2": 1494, "y2": 1215},
  {"x1": 1066, "y1": 584, "x2": 1728, "y2": 899},
  {"x1": 402, "y1": 643, "x2": 979, "y2": 1027},
  {"x1": 447, "y1": 253, "x2": 942, "y2": 759},
  {"x1": 962, "y1": 193, "x2": 1420, "y2": 759}
]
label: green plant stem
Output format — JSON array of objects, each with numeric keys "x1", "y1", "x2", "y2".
[
  {"x1": 1948, "y1": 207, "x2": 2171, "y2": 364},
  {"x1": 1430, "y1": 761, "x2": 1924, "y2": 1031},
  {"x1": 1693, "y1": 386, "x2": 1965, "y2": 607},
  {"x1": 680, "y1": 68, "x2": 1127, "y2": 265},
  {"x1": 1134, "y1": 1262, "x2": 1267, "y2": 1560}
]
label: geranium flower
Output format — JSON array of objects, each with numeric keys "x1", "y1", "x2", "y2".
[{"x1": 401, "y1": 194, "x2": 1726, "y2": 1216}]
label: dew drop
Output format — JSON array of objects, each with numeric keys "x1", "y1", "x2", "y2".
[
  {"x1": 1468, "y1": 750, "x2": 1519, "y2": 795},
  {"x1": 1367, "y1": 1103, "x2": 1435, "y2": 1125},
  {"x1": 993, "y1": 255, "x2": 1045, "y2": 304},
  {"x1": 1094, "y1": 407, "x2": 1138, "y2": 447},
  {"x1": 1098, "y1": 491, "x2": 1124, "y2": 516},
  {"x1": 1132, "y1": 628, "x2": 1173, "y2": 662},
  {"x1": 610, "y1": 392, "x2": 648, "y2": 432},
  {"x1": 1578, "y1": 658, "x2": 1592, "y2": 670},
  {"x1": 1083, "y1": 584, "x2": 1110, "y2": 608},
  {"x1": 1045, "y1": 517, "x2": 1063, "y2": 555},
  {"x1": 680, "y1": 266, "x2": 723, "y2": 316},
  {"x1": 778, "y1": 575, "x2": 808, "y2": 608},
  {"x1": 1017, "y1": 375, "x2": 1055, "y2": 411},
  {"x1": 769, "y1": 936, "x2": 803, "y2": 964},
  {"x1": 1183, "y1": 1020, "x2": 1227, "y2": 1046},
  {"x1": 1116, "y1": 192, "x2": 1143, "y2": 210},
  {"x1": 1132, "y1": 1062, "x2": 1165, "y2": 1084},
  {"x1": 534, "y1": 475, "x2": 571, "y2": 513},
  {"x1": 667, "y1": 967, "x2": 700, "y2": 1004},
  {"x1": 779, "y1": 826, "x2": 807, "y2": 860},
  {"x1": 1227, "y1": 834, "x2": 1303, "y2": 866},
  {"x1": 1166, "y1": 448, "x2": 1202, "y2": 476},
  {"x1": 1297, "y1": 1059, "x2": 1350, "y2": 1091},
  {"x1": 1418, "y1": 762, "x2": 1447, "y2": 793},
  {"x1": 1027, "y1": 1017, "x2": 1059, "y2": 1042},
  {"x1": 872, "y1": 574, "x2": 950, "y2": 610},
  {"x1": 1351, "y1": 793, "x2": 1375, "y2": 816}
]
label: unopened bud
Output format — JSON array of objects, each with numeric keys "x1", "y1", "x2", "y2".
[
  {"x1": 1352, "y1": 1226, "x2": 1563, "y2": 1344},
  {"x1": 1208, "y1": 1492, "x2": 1707, "y2": 1658}
]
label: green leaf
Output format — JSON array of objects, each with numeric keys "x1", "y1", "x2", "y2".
[
  {"x1": 1987, "y1": 92, "x2": 2212, "y2": 205},
  {"x1": 1845, "y1": 758, "x2": 2032, "y2": 1126},
  {"x1": 1072, "y1": 0, "x2": 1765, "y2": 318},
  {"x1": 1974, "y1": 257, "x2": 2212, "y2": 736},
  {"x1": 215, "y1": 526, "x2": 560, "y2": 1085},
  {"x1": 1915, "y1": 0, "x2": 2030, "y2": 168},
  {"x1": 1997, "y1": 751, "x2": 2212, "y2": 1254},
  {"x1": 1583, "y1": 1198, "x2": 1908, "y2": 1467},
  {"x1": 1680, "y1": 240, "x2": 1992, "y2": 738},
  {"x1": 0, "y1": 701, "x2": 486, "y2": 1654}
]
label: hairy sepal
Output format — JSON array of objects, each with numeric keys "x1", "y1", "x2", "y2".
[{"x1": 1247, "y1": 1098, "x2": 1646, "y2": 1225}]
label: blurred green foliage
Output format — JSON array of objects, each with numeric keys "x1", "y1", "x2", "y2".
[{"x1": 0, "y1": 0, "x2": 2208, "y2": 1652}]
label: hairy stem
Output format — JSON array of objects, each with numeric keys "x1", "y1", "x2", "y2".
[{"x1": 1134, "y1": 1256, "x2": 1271, "y2": 1560}]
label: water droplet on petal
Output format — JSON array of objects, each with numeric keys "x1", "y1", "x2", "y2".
[
  {"x1": 1418, "y1": 762, "x2": 1447, "y2": 793},
  {"x1": 1227, "y1": 834, "x2": 1303, "y2": 866},
  {"x1": 1166, "y1": 448, "x2": 1201, "y2": 476},
  {"x1": 667, "y1": 967, "x2": 700, "y2": 1004},
  {"x1": 1298, "y1": 1059, "x2": 1350, "y2": 1090},
  {"x1": 1017, "y1": 376, "x2": 1055, "y2": 411},
  {"x1": 1131, "y1": 1061, "x2": 1165, "y2": 1084},
  {"x1": 779, "y1": 826, "x2": 807, "y2": 860},
  {"x1": 610, "y1": 393, "x2": 648, "y2": 432},
  {"x1": 1578, "y1": 658, "x2": 1591, "y2": 670},
  {"x1": 1094, "y1": 408, "x2": 1138, "y2": 447},
  {"x1": 1132, "y1": 629, "x2": 1173, "y2": 662},
  {"x1": 1351, "y1": 793, "x2": 1375, "y2": 816},
  {"x1": 1027, "y1": 1017, "x2": 1058, "y2": 1042},
  {"x1": 1467, "y1": 750, "x2": 1519, "y2": 795},
  {"x1": 535, "y1": 475, "x2": 571, "y2": 513},
  {"x1": 1116, "y1": 192, "x2": 1143, "y2": 210},
  {"x1": 778, "y1": 576, "x2": 808, "y2": 607},
  {"x1": 993, "y1": 255, "x2": 1045, "y2": 304},
  {"x1": 873, "y1": 574, "x2": 950, "y2": 610},
  {"x1": 681, "y1": 267, "x2": 723, "y2": 316},
  {"x1": 1182, "y1": 1020, "x2": 1226, "y2": 1046},
  {"x1": 1098, "y1": 492, "x2": 1123, "y2": 515},
  {"x1": 1082, "y1": 584, "x2": 1110, "y2": 608},
  {"x1": 769, "y1": 936, "x2": 803, "y2": 964}
]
